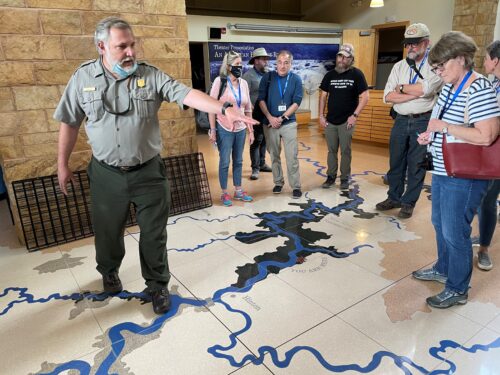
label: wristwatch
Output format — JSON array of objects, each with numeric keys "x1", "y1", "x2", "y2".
[
  {"x1": 399, "y1": 84, "x2": 405, "y2": 94},
  {"x1": 221, "y1": 101, "x2": 233, "y2": 115},
  {"x1": 280, "y1": 115, "x2": 289, "y2": 121},
  {"x1": 442, "y1": 127, "x2": 448, "y2": 134},
  {"x1": 353, "y1": 113, "x2": 359, "y2": 118}
]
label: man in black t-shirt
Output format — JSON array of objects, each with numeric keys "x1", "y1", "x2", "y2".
[{"x1": 319, "y1": 44, "x2": 369, "y2": 190}]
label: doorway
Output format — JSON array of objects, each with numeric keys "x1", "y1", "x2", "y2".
[
  {"x1": 372, "y1": 21, "x2": 409, "y2": 90},
  {"x1": 189, "y1": 42, "x2": 206, "y2": 92},
  {"x1": 374, "y1": 26, "x2": 406, "y2": 89}
]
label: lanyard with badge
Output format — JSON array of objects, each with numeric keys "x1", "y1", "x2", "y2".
[
  {"x1": 438, "y1": 70, "x2": 473, "y2": 120},
  {"x1": 277, "y1": 73, "x2": 290, "y2": 112},
  {"x1": 428, "y1": 70, "x2": 472, "y2": 157},
  {"x1": 227, "y1": 77, "x2": 241, "y2": 108},
  {"x1": 409, "y1": 49, "x2": 429, "y2": 84}
]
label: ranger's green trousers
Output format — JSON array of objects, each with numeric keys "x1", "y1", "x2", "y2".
[{"x1": 87, "y1": 155, "x2": 171, "y2": 291}]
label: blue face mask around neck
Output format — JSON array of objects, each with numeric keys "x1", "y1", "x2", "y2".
[{"x1": 112, "y1": 61, "x2": 138, "y2": 79}]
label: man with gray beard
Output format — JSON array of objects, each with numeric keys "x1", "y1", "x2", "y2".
[
  {"x1": 375, "y1": 23, "x2": 442, "y2": 219},
  {"x1": 319, "y1": 44, "x2": 369, "y2": 190},
  {"x1": 54, "y1": 17, "x2": 256, "y2": 315}
]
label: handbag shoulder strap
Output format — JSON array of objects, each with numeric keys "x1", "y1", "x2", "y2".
[
  {"x1": 464, "y1": 76, "x2": 491, "y2": 126},
  {"x1": 217, "y1": 77, "x2": 227, "y2": 100},
  {"x1": 464, "y1": 86, "x2": 470, "y2": 125}
]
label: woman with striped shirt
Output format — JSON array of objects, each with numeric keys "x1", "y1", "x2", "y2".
[{"x1": 412, "y1": 32, "x2": 500, "y2": 309}]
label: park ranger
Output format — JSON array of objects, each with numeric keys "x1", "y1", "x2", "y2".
[{"x1": 55, "y1": 17, "x2": 256, "y2": 315}]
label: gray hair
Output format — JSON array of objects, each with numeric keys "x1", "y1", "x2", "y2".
[
  {"x1": 429, "y1": 31, "x2": 477, "y2": 70},
  {"x1": 219, "y1": 50, "x2": 242, "y2": 78},
  {"x1": 486, "y1": 40, "x2": 500, "y2": 60},
  {"x1": 94, "y1": 17, "x2": 133, "y2": 52},
  {"x1": 277, "y1": 49, "x2": 293, "y2": 61}
]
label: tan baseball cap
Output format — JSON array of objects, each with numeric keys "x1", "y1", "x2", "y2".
[
  {"x1": 403, "y1": 23, "x2": 430, "y2": 44},
  {"x1": 337, "y1": 43, "x2": 355, "y2": 58},
  {"x1": 249, "y1": 47, "x2": 271, "y2": 64}
]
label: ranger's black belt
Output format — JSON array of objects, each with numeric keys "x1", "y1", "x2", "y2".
[{"x1": 95, "y1": 155, "x2": 156, "y2": 172}]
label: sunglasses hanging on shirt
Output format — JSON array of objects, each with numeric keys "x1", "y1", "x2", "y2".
[{"x1": 101, "y1": 74, "x2": 132, "y2": 115}]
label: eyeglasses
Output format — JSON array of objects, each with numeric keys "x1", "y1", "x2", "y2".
[
  {"x1": 430, "y1": 60, "x2": 449, "y2": 74},
  {"x1": 404, "y1": 40, "x2": 423, "y2": 48}
]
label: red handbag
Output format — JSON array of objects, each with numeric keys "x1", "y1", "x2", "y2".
[{"x1": 442, "y1": 135, "x2": 500, "y2": 179}]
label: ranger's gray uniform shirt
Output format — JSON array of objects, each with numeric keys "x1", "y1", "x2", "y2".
[{"x1": 54, "y1": 59, "x2": 191, "y2": 166}]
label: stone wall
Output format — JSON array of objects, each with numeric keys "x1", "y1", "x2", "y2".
[
  {"x1": 0, "y1": 1, "x2": 196, "y2": 243},
  {"x1": 453, "y1": 0, "x2": 500, "y2": 72}
]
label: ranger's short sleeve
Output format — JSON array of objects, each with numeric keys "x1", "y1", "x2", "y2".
[
  {"x1": 53, "y1": 72, "x2": 86, "y2": 127},
  {"x1": 155, "y1": 69, "x2": 192, "y2": 108}
]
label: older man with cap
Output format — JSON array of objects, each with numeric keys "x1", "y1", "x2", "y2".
[
  {"x1": 243, "y1": 47, "x2": 273, "y2": 180},
  {"x1": 319, "y1": 43, "x2": 369, "y2": 190},
  {"x1": 375, "y1": 23, "x2": 442, "y2": 219}
]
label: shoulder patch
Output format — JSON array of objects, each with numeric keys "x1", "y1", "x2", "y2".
[
  {"x1": 137, "y1": 60, "x2": 157, "y2": 69},
  {"x1": 136, "y1": 60, "x2": 160, "y2": 75},
  {"x1": 77, "y1": 59, "x2": 97, "y2": 69}
]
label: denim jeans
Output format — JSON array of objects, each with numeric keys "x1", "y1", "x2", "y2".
[
  {"x1": 432, "y1": 174, "x2": 489, "y2": 294},
  {"x1": 387, "y1": 114, "x2": 429, "y2": 206},
  {"x1": 478, "y1": 179, "x2": 500, "y2": 247},
  {"x1": 249, "y1": 125, "x2": 267, "y2": 171},
  {"x1": 216, "y1": 123, "x2": 246, "y2": 190}
]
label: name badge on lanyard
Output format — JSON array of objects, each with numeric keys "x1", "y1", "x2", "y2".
[
  {"x1": 277, "y1": 73, "x2": 290, "y2": 112},
  {"x1": 227, "y1": 77, "x2": 241, "y2": 108}
]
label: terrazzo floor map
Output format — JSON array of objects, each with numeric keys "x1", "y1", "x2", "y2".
[{"x1": 1, "y1": 141, "x2": 499, "y2": 375}]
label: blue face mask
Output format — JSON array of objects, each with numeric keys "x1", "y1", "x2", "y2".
[{"x1": 112, "y1": 61, "x2": 138, "y2": 79}]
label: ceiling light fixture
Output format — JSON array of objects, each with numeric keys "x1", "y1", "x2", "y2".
[
  {"x1": 226, "y1": 23, "x2": 342, "y2": 35},
  {"x1": 370, "y1": 0, "x2": 384, "y2": 7}
]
